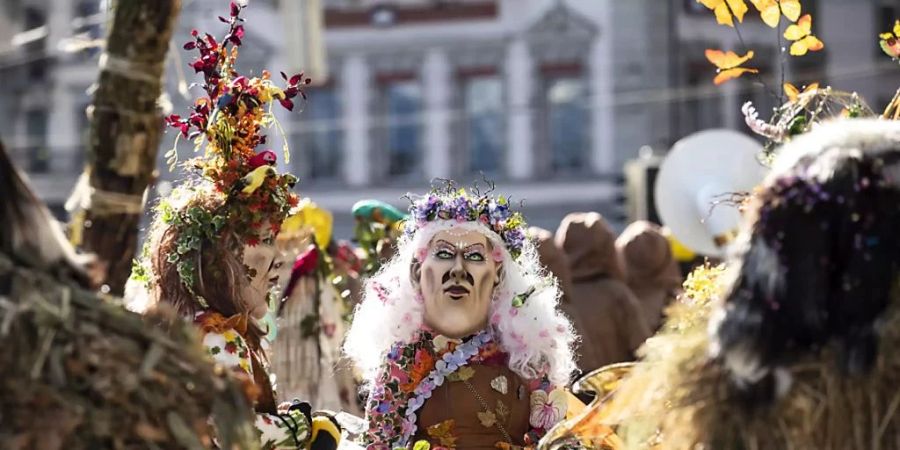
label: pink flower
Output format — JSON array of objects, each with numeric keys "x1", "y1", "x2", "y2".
[
  {"x1": 491, "y1": 313, "x2": 501, "y2": 325},
  {"x1": 539, "y1": 329, "x2": 550, "y2": 338},
  {"x1": 529, "y1": 389, "x2": 568, "y2": 429},
  {"x1": 416, "y1": 247, "x2": 428, "y2": 262},
  {"x1": 491, "y1": 247, "x2": 504, "y2": 263}
]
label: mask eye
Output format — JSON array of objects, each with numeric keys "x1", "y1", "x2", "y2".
[
  {"x1": 435, "y1": 249, "x2": 454, "y2": 260},
  {"x1": 464, "y1": 251, "x2": 485, "y2": 262}
]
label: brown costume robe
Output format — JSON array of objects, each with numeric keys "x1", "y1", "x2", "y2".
[
  {"x1": 414, "y1": 364, "x2": 532, "y2": 450},
  {"x1": 529, "y1": 226, "x2": 575, "y2": 304},
  {"x1": 556, "y1": 213, "x2": 651, "y2": 373},
  {"x1": 615, "y1": 221, "x2": 682, "y2": 332}
]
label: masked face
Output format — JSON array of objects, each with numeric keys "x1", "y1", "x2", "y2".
[
  {"x1": 416, "y1": 228, "x2": 502, "y2": 338},
  {"x1": 242, "y1": 241, "x2": 283, "y2": 319}
]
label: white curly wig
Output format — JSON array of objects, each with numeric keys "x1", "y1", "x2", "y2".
[{"x1": 343, "y1": 219, "x2": 579, "y2": 388}]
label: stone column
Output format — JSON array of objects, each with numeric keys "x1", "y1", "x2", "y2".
[
  {"x1": 342, "y1": 54, "x2": 371, "y2": 186},
  {"x1": 422, "y1": 48, "x2": 451, "y2": 180},
  {"x1": 505, "y1": 38, "x2": 534, "y2": 180},
  {"x1": 589, "y1": 32, "x2": 613, "y2": 174},
  {"x1": 47, "y1": 0, "x2": 75, "y2": 171}
]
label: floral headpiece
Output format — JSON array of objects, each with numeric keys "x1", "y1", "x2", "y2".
[
  {"x1": 404, "y1": 182, "x2": 527, "y2": 259},
  {"x1": 132, "y1": 2, "x2": 307, "y2": 295}
]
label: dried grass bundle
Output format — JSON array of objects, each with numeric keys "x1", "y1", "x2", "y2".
[
  {"x1": 604, "y1": 264, "x2": 900, "y2": 450},
  {"x1": 0, "y1": 253, "x2": 259, "y2": 450}
]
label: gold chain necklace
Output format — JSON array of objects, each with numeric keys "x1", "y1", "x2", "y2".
[{"x1": 462, "y1": 378, "x2": 513, "y2": 444}]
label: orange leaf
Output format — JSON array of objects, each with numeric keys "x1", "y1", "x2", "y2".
[{"x1": 714, "y1": 67, "x2": 759, "y2": 85}]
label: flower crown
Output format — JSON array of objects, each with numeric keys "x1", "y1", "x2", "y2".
[
  {"x1": 133, "y1": 2, "x2": 307, "y2": 296},
  {"x1": 405, "y1": 183, "x2": 527, "y2": 259}
]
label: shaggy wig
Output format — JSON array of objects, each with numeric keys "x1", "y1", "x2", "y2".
[
  {"x1": 344, "y1": 220, "x2": 578, "y2": 388},
  {"x1": 711, "y1": 119, "x2": 900, "y2": 402}
]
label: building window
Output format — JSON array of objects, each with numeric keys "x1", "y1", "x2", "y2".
[
  {"x1": 382, "y1": 79, "x2": 423, "y2": 178},
  {"x1": 293, "y1": 87, "x2": 343, "y2": 182},
  {"x1": 543, "y1": 75, "x2": 589, "y2": 174},
  {"x1": 462, "y1": 75, "x2": 504, "y2": 176},
  {"x1": 26, "y1": 110, "x2": 49, "y2": 173}
]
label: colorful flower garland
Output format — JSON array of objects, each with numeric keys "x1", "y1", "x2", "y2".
[{"x1": 400, "y1": 330, "x2": 493, "y2": 447}]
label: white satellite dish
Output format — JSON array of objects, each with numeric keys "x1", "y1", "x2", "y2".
[{"x1": 654, "y1": 129, "x2": 767, "y2": 258}]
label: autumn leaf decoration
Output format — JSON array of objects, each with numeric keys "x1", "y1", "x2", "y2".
[
  {"x1": 784, "y1": 14, "x2": 824, "y2": 56},
  {"x1": 880, "y1": 19, "x2": 900, "y2": 60},
  {"x1": 697, "y1": 0, "x2": 749, "y2": 27},
  {"x1": 705, "y1": 49, "x2": 759, "y2": 85},
  {"x1": 783, "y1": 82, "x2": 819, "y2": 103},
  {"x1": 750, "y1": 0, "x2": 801, "y2": 28}
]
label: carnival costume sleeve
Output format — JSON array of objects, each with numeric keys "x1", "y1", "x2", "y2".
[
  {"x1": 201, "y1": 327, "x2": 311, "y2": 449},
  {"x1": 362, "y1": 337, "x2": 428, "y2": 449}
]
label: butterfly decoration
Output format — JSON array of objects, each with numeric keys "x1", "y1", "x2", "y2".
[
  {"x1": 750, "y1": 0, "x2": 801, "y2": 28},
  {"x1": 784, "y1": 14, "x2": 824, "y2": 56},
  {"x1": 697, "y1": 0, "x2": 749, "y2": 27},
  {"x1": 783, "y1": 82, "x2": 819, "y2": 103},
  {"x1": 426, "y1": 419, "x2": 458, "y2": 448},
  {"x1": 879, "y1": 19, "x2": 900, "y2": 60},
  {"x1": 705, "y1": 49, "x2": 759, "y2": 85}
]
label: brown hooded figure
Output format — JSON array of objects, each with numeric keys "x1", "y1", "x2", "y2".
[
  {"x1": 529, "y1": 226, "x2": 575, "y2": 304},
  {"x1": 556, "y1": 213, "x2": 651, "y2": 373},
  {"x1": 616, "y1": 221, "x2": 682, "y2": 332}
]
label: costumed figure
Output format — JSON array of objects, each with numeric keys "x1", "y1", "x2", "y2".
[
  {"x1": 127, "y1": 3, "x2": 340, "y2": 449},
  {"x1": 272, "y1": 200, "x2": 362, "y2": 415},
  {"x1": 343, "y1": 184, "x2": 579, "y2": 450},
  {"x1": 352, "y1": 199, "x2": 408, "y2": 275},
  {"x1": 555, "y1": 212, "x2": 651, "y2": 372},
  {"x1": 592, "y1": 119, "x2": 900, "y2": 450},
  {"x1": 615, "y1": 221, "x2": 682, "y2": 332},
  {"x1": 0, "y1": 140, "x2": 259, "y2": 447},
  {"x1": 527, "y1": 227, "x2": 574, "y2": 304}
]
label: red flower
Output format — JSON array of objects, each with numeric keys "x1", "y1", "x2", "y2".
[
  {"x1": 278, "y1": 98, "x2": 294, "y2": 111},
  {"x1": 246, "y1": 236, "x2": 260, "y2": 247},
  {"x1": 224, "y1": 342, "x2": 238, "y2": 354},
  {"x1": 292, "y1": 245, "x2": 319, "y2": 278}
]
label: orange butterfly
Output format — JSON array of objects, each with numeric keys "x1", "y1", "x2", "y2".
[
  {"x1": 750, "y1": 0, "x2": 801, "y2": 28},
  {"x1": 784, "y1": 14, "x2": 824, "y2": 56},
  {"x1": 783, "y1": 82, "x2": 819, "y2": 103},
  {"x1": 698, "y1": 0, "x2": 749, "y2": 27},
  {"x1": 705, "y1": 49, "x2": 759, "y2": 85},
  {"x1": 880, "y1": 19, "x2": 900, "y2": 60}
]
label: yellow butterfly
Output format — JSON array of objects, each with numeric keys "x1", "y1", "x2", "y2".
[
  {"x1": 880, "y1": 19, "x2": 900, "y2": 60},
  {"x1": 783, "y1": 82, "x2": 819, "y2": 103},
  {"x1": 784, "y1": 14, "x2": 824, "y2": 56},
  {"x1": 750, "y1": 0, "x2": 801, "y2": 28},
  {"x1": 698, "y1": 0, "x2": 749, "y2": 27},
  {"x1": 705, "y1": 49, "x2": 759, "y2": 85}
]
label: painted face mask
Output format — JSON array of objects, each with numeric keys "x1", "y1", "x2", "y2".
[{"x1": 417, "y1": 228, "x2": 501, "y2": 338}]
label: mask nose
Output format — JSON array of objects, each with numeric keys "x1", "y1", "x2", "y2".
[{"x1": 449, "y1": 254, "x2": 466, "y2": 282}]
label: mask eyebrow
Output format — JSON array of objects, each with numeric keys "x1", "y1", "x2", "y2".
[{"x1": 463, "y1": 243, "x2": 486, "y2": 253}]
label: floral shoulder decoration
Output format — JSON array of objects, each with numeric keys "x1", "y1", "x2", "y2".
[
  {"x1": 131, "y1": 1, "x2": 308, "y2": 295},
  {"x1": 405, "y1": 181, "x2": 527, "y2": 259}
]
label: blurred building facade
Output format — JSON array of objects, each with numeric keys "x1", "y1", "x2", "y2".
[{"x1": 1, "y1": 0, "x2": 897, "y2": 236}]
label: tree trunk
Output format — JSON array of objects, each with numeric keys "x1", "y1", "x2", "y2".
[{"x1": 75, "y1": 0, "x2": 181, "y2": 295}]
